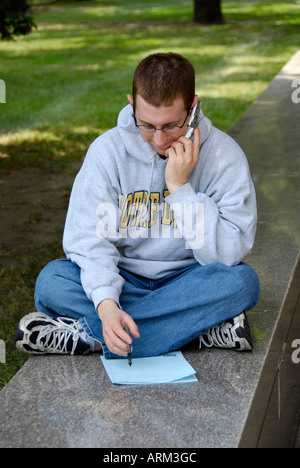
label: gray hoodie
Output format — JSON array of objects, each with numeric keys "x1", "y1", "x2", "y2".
[{"x1": 63, "y1": 104, "x2": 257, "y2": 309}]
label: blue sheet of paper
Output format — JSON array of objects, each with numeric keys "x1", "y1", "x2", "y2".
[{"x1": 100, "y1": 351, "x2": 198, "y2": 385}]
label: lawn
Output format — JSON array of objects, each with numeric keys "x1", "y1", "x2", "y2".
[
  {"x1": 0, "y1": 0, "x2": 299, "y2": 172},
  {"x1": 0, "y1": 0, "x2": 299, "y2": 388}
]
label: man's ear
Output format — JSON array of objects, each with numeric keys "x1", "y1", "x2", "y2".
[
  {"x1": 191, "y1": 94, "x2": 199, "y2": 108},
  {"x1": 127, "y1": 94, "x2": 134, "y2": 108}
]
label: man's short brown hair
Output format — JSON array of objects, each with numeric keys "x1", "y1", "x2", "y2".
[{"x1": 132, "y1": 52, "x2": 195, "y2": 111}]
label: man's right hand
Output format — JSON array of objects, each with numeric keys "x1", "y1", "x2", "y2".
[{"x1": 97, "y1": 299, "x2": 140, "y2": 356}]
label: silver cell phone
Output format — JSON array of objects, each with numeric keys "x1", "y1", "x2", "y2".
[{"x1": 185, "y1": 100, "x2": 201, "y2": 139}]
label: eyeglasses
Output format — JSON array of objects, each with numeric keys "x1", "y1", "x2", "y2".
[{"x1": 133, "y1": 108, "x2": 190, "y2": 134}]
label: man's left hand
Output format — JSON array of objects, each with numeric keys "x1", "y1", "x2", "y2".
[{"x1": 164, "y1": 126, "x2": 200, "y2": 193}]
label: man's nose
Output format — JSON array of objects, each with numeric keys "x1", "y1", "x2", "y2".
[{"x1": 153, "y1": 129, "x2": 169, "y2": 146}]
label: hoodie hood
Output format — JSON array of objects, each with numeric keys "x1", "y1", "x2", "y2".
[{"x1": 117, "y1": 104, "x2": 212, "y2": 163}]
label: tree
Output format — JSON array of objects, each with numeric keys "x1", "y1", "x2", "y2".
[
  {"x1": 0, "y1": 0, "x2": 36, "y2": 40},
  {"x1": 194, "y1": 0, "x2": 224, "y2": 24}
]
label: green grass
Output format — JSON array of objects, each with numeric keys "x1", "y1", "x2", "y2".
[
  {"x1": 0, "y1": 0, "x2": 299, "y2": 172},
  {"x1": 0, "y1": 243, "x2": 63, "y2": 388},
  {"x1": 0, "y1": 0, "x2": 299, "y2": 388}
]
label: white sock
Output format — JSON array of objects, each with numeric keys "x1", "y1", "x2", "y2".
[{"x1": 80, "y1": 329, "x2": 95, "y2": 352}]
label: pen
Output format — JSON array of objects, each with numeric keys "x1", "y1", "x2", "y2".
[{"x1": 124, "y1": 325, "x2": 132, "y2": 366}]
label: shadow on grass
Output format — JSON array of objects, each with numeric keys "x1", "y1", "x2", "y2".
[{"x1": 0, "y1": 241, "x2": 64, "y2": 389}]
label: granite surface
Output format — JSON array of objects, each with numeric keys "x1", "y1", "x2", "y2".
[
  {"x1": 0, "y1": 348, "x2": 263, "y2": 448},
  {"x1": 0, "y1": 51, "x2": 299, "y2": 448}
]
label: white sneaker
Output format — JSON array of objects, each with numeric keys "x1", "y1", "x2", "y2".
[
  {"x1": 15, "y1": 312, "x2": 94, "y2": 355},
  {"x1": 199, "y1": 312, "x2": 253, "y2": 351}
]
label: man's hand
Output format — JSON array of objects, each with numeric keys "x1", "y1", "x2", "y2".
[
  {"x1": 165, "y1": 126, "x2": 200, "y2": 193},
  {"x1": 97, "y1": 299, "x2": 140, "y2": 356}
]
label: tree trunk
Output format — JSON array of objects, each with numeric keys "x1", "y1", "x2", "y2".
[{"x1": 194, "y1": 0, "x2": 224, "y2": 24}]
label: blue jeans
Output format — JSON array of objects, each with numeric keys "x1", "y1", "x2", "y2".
[{"x1": 34, "y1": 259, "x2": 259, "y2": 359}]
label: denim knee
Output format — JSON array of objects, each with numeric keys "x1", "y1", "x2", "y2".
[
  {"x1": 234, "y1": 262, "x2": 260, "y2": 310},
  {"x1": 34, "y1": 258, "x2": 95, "y2": 320},
  {"x1": 34, "y1": 259, "x2": 67, "y2": 311}
]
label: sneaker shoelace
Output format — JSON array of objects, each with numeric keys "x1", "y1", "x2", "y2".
[
  {"x1": 199, "y1": 322, "x2": 235, "y2": 349},
  {"x1": 36, "y1": 317, "x2": 82, "y2": 355}
]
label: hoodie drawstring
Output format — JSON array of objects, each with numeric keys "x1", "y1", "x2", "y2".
[{"x1": 140, "y1": 154, "x2": 156, "y2": 224}]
